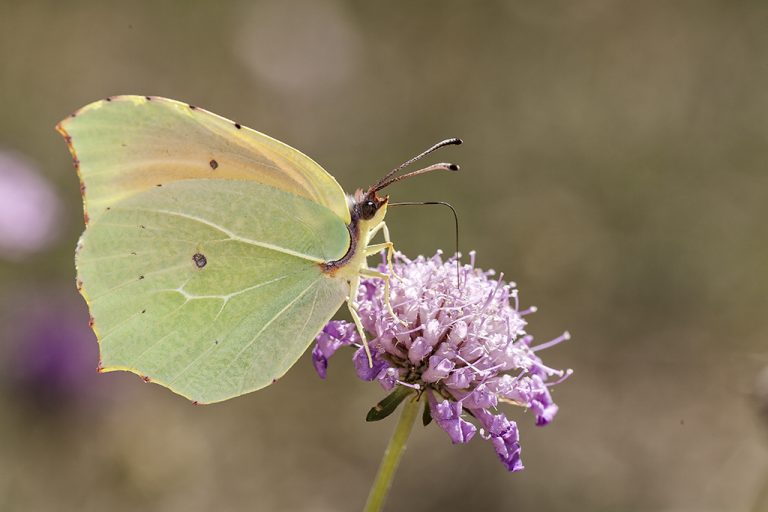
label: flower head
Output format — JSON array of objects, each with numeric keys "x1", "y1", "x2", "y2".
[
  {"x1": 0, "y1": 150, "x2": 62, "y2": 260},
  {"x1": 5, "y1": 291, "x2": 99, "y2": 410},
  {"x1": 312, "y1": 251, "x2": 572, "y2": 471}
]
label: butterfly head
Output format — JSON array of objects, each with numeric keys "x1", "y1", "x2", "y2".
[{"x1": 352, "y1": 188, "x2": 389, "y2": 224}]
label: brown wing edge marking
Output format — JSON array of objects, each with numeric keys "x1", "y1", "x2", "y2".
[{"x1": 56, "y1": 109, "x2": 107, "y2": 377}]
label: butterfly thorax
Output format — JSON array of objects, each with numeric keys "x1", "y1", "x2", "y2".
[{"x1": 322, "y1": 189, "x2": 388, "y2": 278}]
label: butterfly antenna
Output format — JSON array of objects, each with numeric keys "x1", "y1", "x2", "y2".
[
  {"x1": 371, "y1": 138, "x2": 462, "y2": 192},
  {"x1": 388, "y1": 201, "x2": 462, "y2": 287}
]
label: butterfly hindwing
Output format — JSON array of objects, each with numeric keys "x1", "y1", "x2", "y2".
[{"x1": 77, "y1": 179, "x2": 350, "y2": 403}]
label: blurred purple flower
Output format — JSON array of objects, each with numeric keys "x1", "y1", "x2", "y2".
[
  {"x1": 5, "y1": 292, "x2": 98, "y2": 409},
  {"x1": 312, "y1": 251, "x2": 572, "y2": 471},
  {"x1": 0, "y1": 150, "x2": 62, "y2": 260}
]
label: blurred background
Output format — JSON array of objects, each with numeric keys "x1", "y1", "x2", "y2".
[{"x1": 1, "y1": 1, "x2": 767, "y2": 510}]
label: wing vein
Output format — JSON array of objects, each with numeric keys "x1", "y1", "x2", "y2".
[
  {"x1": 88, "y1": 263, "x2": 189, "y2": 302},
  {"x1": 135, "y1": 208, "x2": 325, "y2": 263},
  {"x1": 215, "y1": 278, "x2": 319, "y2": 387},
  {"x1": 239, "y1": 282, "x2": 320, "y2": 395}
]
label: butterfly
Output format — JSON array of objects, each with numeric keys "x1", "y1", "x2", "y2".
[{"x1": 57, "y1": 96, "x2": 460, "y2": 404}]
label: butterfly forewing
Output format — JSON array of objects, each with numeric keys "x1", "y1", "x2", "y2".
[{"x1": 58, "y1": 95, "x2": 351, "y2": 224}]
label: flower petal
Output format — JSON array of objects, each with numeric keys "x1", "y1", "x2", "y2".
[
  {"x1": 421, "y1": 356, "x2": 454, "y2": 383},
  {"x1": 475, "y1": 408, "x2": 524, "y2": 472},
  {"x1": 428, "y1": 391, "x2": 476, "y2": 444},
  {"x1": 353, "y1": 346, "x2": 388, "y2": 381},
  {"x1": 312, "y1": 321, "x2": 358, "y2": 378}
]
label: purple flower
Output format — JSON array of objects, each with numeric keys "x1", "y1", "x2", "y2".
[
  {"x1": 475, "y1": 408, "x2": 524, "y2": 472},
  {"x1": 4, "y1": 290, "x2": 100, "y2": 410},
  {"x1": 427, "y1": 390, "x2": 476, "y2": 444},
  {"x1": 311, "y1": 321, "x2": 359, "y2": 379},
  {"x1": 0, "y1": 150, "x2": 62, "y2": 260},
  {"x1": 312, "y1": 251, "x2": 572, "y2": 471}
]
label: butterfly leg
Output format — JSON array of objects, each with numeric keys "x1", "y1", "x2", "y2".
[
  {"x1": 367, "y1": 221, "x2": 403, "y2": 282},
  {"x1": 366, "y1": 220, "x2": 385, "y2": 243},
  {"x1": 346, "y1": 273, "x2": 374, "y2": 367},
  {"x1": 359, "y1": 266, "x2": 407, "y2": 327}
]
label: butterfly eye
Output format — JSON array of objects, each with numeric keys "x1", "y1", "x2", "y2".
[{"x1": 361, "y1": 200, "x2": 378, "y2": 220}]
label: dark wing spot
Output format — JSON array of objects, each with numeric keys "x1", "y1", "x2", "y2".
[
  {"x1": 141, "y1": 309, "x2": 146, "y2": 314},
  {"x1": 214, "y1": 340, "x2": 219, "y2": 345},
  {"x1": 209, "y1": 159, "x2": 218, "y2": 170},
  {"x1": 156, "y1": 183, "x2": 162, "y2": 187},
  {"x1": 106, "y1": 207, "x2": 111, "y2": 211},
  {"x1": 140, "y1": 225, "x2": 145, "y2": 229},
  {"x1": 105, "y1": 97, "x2": 112, "y2": 102},
  {"x1": 145, "y1": 96, "x2": 152, "y2": 101},
  {"x1": 234, "y1": 123, "x2": 241, "y2": 129},
  {"x1": 189, "y1": 104, "x2": 197, "y2": 110},
  {"x1": 139, "y1": 275, "x2": 144, "y2": 280},
  {"x1": 192, "y1": 253, "x2": 207, "y2": 268},
  {"x1": 130, "y1": 251, "x2": 136, "y2": 255}
]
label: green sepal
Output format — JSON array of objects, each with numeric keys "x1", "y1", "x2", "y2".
[
  {"x1": 422, "y1": 398, "x2": 433, "y2": 426},
  {"x1": 366, "y1": 386, "x2": 414, "y2": 422}
]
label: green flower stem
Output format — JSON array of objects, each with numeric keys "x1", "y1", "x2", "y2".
[{"x1": 364, "y1": 395, "x2": 421, "y2": 512}]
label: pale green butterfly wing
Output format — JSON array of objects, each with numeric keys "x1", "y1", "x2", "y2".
[
  {"x1": 77, "y1": 179, "x2": 350, "y2": 404},
  {"x1": 57, "y1": 95, "x2": 350, "y2": 225}
]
